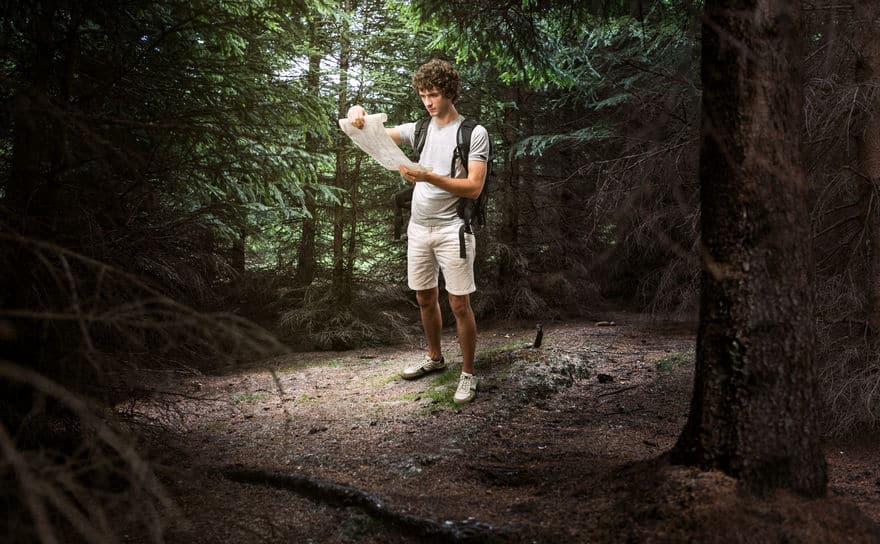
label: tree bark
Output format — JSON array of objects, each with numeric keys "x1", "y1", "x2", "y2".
[
  {"x1": 344, "y1": 155, "x2": 362, "y2": 292},
  {"x1": 332, "y1": 0, "x2": 351, "y2": 306},
  {"x1": 231, "y1": 230, "x2": 246, "y2": 275},
  {"x1": 6, "y1": 2, "x2": 56, "y2": 235},
  {"x1": 671, "y1": 0, "x2": 827, "y2": 497},
  {"x1": 852, "y1": 1, "x2": 880, "y2": 343},
  {"x1": 498, "y1": 88, "x2": 522, "y2": 289},
  {"x1": 293, "y1": 23, "x2": 323, "y2": 288}
]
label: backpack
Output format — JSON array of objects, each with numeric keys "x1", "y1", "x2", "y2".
[{"x1": 393, "y1": 117, "x2": 494, "y2": 259}]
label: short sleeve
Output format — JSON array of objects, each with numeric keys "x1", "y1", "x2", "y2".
[
  {"x1": 468, "y1": 125, "x2": 490, "y2": 163},
  {"x1": 396, "y1": 122, "x2": 417, "y2": 149}
]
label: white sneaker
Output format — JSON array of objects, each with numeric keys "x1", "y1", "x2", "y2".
[
  {"x1": 453, "y1": 372, "x2": 477, "y2": 404},
  {"x1": 401, "y1": 356, "x2": 447, "y2": 380}
]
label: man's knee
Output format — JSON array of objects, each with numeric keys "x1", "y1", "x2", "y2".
[
  {"x1": 416, "y1": 288, "x2": 439, "y2": 309},
  {"x1": 448, "y1": 293, "x2": 472, "y2": 317}
]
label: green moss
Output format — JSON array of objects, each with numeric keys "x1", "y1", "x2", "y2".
[
  {"x1": 419, "y1": 368, "x2": 460, "y2": 409},
  {"x1": 655, "y1": 351, "x2": 694, "y2": 372},
  {"x1": 475, "y1": 341, "x2": 532, "y2": 366},
  {"x1": 393, "y1": 392, "x2": 421, "y2": 401}
]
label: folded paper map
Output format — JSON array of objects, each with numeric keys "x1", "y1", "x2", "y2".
[{"x1": 338, "y1": 113, "x2": 429, "y2": 172}]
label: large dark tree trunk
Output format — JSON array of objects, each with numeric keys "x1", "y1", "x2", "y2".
[
  {"x1": 671, "y1": 0, "x2": 827, "y2": 497},
  {"x1": 852, "y1": 1, "x2": 880, "y2": 343},
  {"x1": 6, "y1": 3, "x2": 57, "y2": 235}
]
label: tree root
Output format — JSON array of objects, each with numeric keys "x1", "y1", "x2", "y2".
[{"x1": 220, "y1": 465, "x2": 508, "y2": 543}]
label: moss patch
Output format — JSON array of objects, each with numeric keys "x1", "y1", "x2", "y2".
[{"x1": 655, "y1": 351, "x2": 694, "y2": 372}]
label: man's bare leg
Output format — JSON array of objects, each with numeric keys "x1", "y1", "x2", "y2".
[
  {"x1": 448, "y1": 293, "x2": 476, "y2": 374},
  {"x1": 416, "y1": 287, "x2": 443, "y2": 361}
]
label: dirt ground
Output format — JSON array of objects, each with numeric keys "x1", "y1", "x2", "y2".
[{"x1": 129, "y1": 314, "x2": 880, "y2": 543}]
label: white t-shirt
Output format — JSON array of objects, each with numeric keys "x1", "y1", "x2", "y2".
[{"x1": 397, "y1": 116, "x2": 490, "y2": 227}]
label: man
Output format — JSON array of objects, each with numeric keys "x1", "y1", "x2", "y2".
[{"x1": 347, "y1": 59, "x2": 489, "y2": 404}]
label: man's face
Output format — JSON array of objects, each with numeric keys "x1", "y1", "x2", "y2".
[{"x1": 418, "y1": 88, "x2": 452, "y2": 117}]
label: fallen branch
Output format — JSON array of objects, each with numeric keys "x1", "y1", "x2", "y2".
[
  {"x1": 598, "y1": 384, "x2": 640, "y2": 397},
  {"x1": 220, "y1": 466, "x2": 507, "y2": 543}
]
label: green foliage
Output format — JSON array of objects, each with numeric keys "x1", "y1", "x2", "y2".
[
  {"x1": 1, "y1": 0, "x2": 335, "y2": 303},
  {"x1": 514, "y1": 125, "x2": 614, "y2": 158}
]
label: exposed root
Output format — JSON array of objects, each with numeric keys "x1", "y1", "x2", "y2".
[{"x1": 220, "y1": 465, "x2": 508, "y2": 543}]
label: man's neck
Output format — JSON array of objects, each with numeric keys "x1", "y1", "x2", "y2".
[{"x1": 432, "y1": 105, "x2": 460, "y2": 127}]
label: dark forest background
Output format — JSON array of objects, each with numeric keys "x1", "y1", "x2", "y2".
[{"x1": 2, "y1": 0, "x2": 879, "y2": 541}]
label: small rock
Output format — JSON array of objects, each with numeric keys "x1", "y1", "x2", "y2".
[
  {"x1": 308, "y1": 425, "x2": 328, "y2": 434},
  {"x1": 597, "y1": 373, "x2": 614, "y2": 383}
]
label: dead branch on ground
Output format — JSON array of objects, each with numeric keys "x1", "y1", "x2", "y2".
[{"x1": 220, "y1": 465, "x2": 509, "y2": 543}]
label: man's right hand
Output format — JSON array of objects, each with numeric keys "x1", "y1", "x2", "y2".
[{"x1": 347, "y1": 105, "x2": 367, "y2": 129}]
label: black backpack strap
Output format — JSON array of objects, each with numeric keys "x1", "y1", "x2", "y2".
[
  {"x1": 410, "y1": 118, "x2": 430, "y2": 162},
  {"x1": 394, "y1": 119, "x2": 429, "y2": 240},
  {"x1": 451, "y1": 117, "x2": 478, "y2": 177},
  {"x1": 453, "y1": 118, "x2": 480, "y2": 259}
]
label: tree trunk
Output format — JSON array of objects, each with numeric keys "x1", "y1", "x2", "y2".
[
  {"x1": 671, "y1": 0, "x2": 827, "y2": 497},
  {"x1": 498, "y1": 89, "x2": 522, "y2": 289},
  {"x1": 231, "y1": 230, "x2": 246, "y2": 275},
  {"x1": 344, "y1": 156, "x2": 363, "y2": 293},
  {"x1": 853, "y1": 1, "x2": 880, "y2": 342},
  {"x1": 294, "y1": 190, "x2": 318, "y2": 287},
  {"x1": 293, "y1": 24, "x2": 323, "y2": 288},
  {"x1": 332, "y1": 0, "x2": 351, "y2": 305},
  {"x1": 7, "y1": 3, "x2": 56, "y2": 235}
]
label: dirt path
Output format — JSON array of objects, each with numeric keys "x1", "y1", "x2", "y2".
[{"x1": 131, "y1": 316, "x2": 880, "y2": 543}]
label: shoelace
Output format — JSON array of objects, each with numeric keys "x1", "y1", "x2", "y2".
[
  {"x1": 457, "y1": 375, "x2": 475, "y2": 392},
  {"x1": 422, "y1": 357, "x2": 442, "y2": 369}
]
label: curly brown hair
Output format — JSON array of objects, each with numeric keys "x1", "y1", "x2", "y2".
[{"x1": 411, "y1": 59, "x2": 460, "y2": 102}]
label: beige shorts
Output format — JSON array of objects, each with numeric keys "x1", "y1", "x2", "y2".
[{"x1": 407, "y1": 221, "x2": 476, "y2": 295}]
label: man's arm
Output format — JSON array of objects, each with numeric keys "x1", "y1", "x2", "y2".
[
  {"x1": 398, "y1": 160, "x2": 486, "y2": 200},
  {"x1": 346, "y1": 105, "x2": 401, "y2": 145}
]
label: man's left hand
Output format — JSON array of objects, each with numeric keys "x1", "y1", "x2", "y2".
[{"x1": 398, "y1": 165, "x2": 429, "y2": 184}]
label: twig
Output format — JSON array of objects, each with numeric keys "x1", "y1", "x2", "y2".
[
  {"x1": 598, "y1": 384, "x2": 640, "y2": 397},
  {"x1": 0, "y1": 422, "x2": 59, "y2": 544}
]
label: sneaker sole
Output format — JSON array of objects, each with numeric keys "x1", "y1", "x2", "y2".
[
  {"x1": 401, "y1": 365, "x2": 447, "y2": 380},
  {"x1": 453, "y1": 393, "x2": 475, "y2": 404}
]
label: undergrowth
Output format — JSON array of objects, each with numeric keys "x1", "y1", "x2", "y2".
[
  {"x1": 278, "y1": 280, "x2": 416, "y2": 350},
  {"x1": 655, "y1": 351, "x2": 694, "y2": 372}
]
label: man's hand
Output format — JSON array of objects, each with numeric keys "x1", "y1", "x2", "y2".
[
  {"x1": 347, "y1": 105, "x2": 367, "y2": 129},
  {"x1": 399, "y1": 165, "x2": 429, "y2": 184}
]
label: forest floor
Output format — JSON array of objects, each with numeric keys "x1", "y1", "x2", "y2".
[{"x1": 129, "y1": 313, "x2": 880, "y2": 543}]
